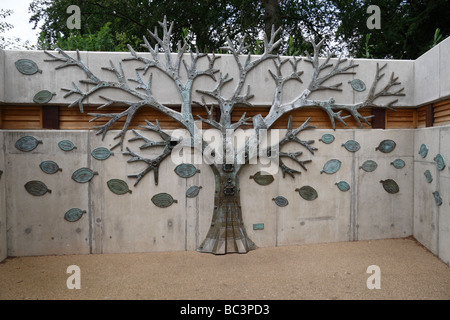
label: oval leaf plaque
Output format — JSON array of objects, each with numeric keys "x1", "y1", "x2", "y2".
[
  {"x1": 375, "y1": 140, "x2": 396, "y2": 153},
  {"x1": 186, "y1": 185, "x2": 202, "y2": 198},
  {"x1": 349, "y1": 79, "x2": 366, "y2": 92},
  {"x1": 320, "y1": 159, "x2": 341, "y2": 174},
  {"x1": 335, "y1": 181, "x2": 350, "y2": 192},
  {"x1": 249, "y1": 171, "x2": 274, "y2": 186},
  {"x1": 40, "y1": 160, "x2": 62, "y2": 174},
  {"x1": 319, "y1": 134, "x2": 335, "y2": 144},
  {"x1": 295, "y1": 186, "x2": 318, "y2": 201},
  {"x1": 390, "y1": 159, "x2": 405, "y2": 169},
  {"x1": 15, "y1": 136, "x2": 43, "y2": 152},
  {"x1": 64, "y1": 208, "x2": 86, "y2": 222},
  {"x1": 419, "y1": 144, "x2": 428, "y2": 158},
  {"x1": 360, "y1": 160, "x2": 378, "y2": 172},
  {"x1": 380, "y1": 179, "x2": 399, "y2": 194},
  {"x1": 174, "y1": 163, "x2": 200, "y2": 178},
  {"x1": 433, "y1": 154, "x2": 446, "y2": 171},
  {"x1": 107, "y1": 179, "x2": 132, "y2": 195},
  {"x1": 58, "y1": 140, "x2": 77, "y2": 151},
  {"x1": 72, "y1": 168, "x2": 98, "y2": 183},
  {"x1": 272, "y1": 196, "x2": 289, "y2": 207},
  {"x1": 151, "y1": 193, "x2": 178, "y2": 208},
  {"x1": 24, "y1": 180, "x2": 51, "y2": 196},
  {"x1": 432, "y1": 191, "x2": 442, "y2": 206},
  {"x1": 424, "y1": 170, "x2": 433, "y2": 183},
  {"x1": 33, "y1": 90, "x2": 56, "y2": 104},
  {"x1": 342, "y1": 140, "x2": 360, "y2": 152},
  {"x1": 92, "y1": 147, "x2": 114, "y2": 160},
  {"x1": 15, "y1": 59, "x2": 42, "y2": 75}
]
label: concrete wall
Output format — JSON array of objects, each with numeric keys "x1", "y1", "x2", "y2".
[
  {"x1": 414, "y1": 36, "x2": 450, "y2": 106},
  {"x1": 0, "y1": 49, "x2": 415, "y2": 107},
  {"x1": 0, "y1": 49, "x2": 4, "y2": 103},
  {"x1": 1, "y1": 128, "x2": 420, "y2": 259},
  {"x1": 0, "y1": 131, "x2": 6, "y2": 262},
  {"x1": 413, "y1": 126, "x2": 450, "y2": 265}
]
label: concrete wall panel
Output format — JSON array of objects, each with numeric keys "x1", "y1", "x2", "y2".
[
  {"x1": 1, "y1": 50, "x2": 414, "y2": 108},
  {"x1": 438, "y1": 177, "x2": 450, "y2": 265},
  {"x1": 355, "y1": 129, "x2": 414, "y2": 240},
  {"x1": 414, "y1": 45, "x2": 440, "y2": 106},
  {"x1": 0, "y1": 132, "x2": 6, "y2": 262},
  {"x1": 0, "y1": 49, "x2": 5, "y2": 103},
  {"x1": 5, "y1": 131, "x2": 90, "y2": 256}
]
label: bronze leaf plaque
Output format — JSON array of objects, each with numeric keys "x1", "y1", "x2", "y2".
[
  {"x1": 320, "y1": 159, "x2": 341, "y2": 174},
  {"x1": 24, "y1": 180, "x2": 51, "y2": 196},
  {"x1": 390, "y1": 159, "x2": 405, "y2": 169},
  {"x1": 434, "y1": 154, "x2": 446, "y2": 171},
  {"x1": 249, "y1": 171, "x2": 274, "y2": 186},
  {"x1": 58, "y1": 140, "x2": 77, "y2": 151},
  {"x1": 33, "y1": 90, "x2": 56, "y2": 104},
  {"x1": 272, "y1": 196, "x2": 289, "y2": 207},
  {"x1": 419, "y1": 144, "x2": 428, "y2": 158},
  {"x1": 296, "y1": 186, "x2": 318, "y2": 201},
  {"x1": 92, "y1": 147, "x2": 114, "y2": 160},
  {"x1": 432, "y1": 191, "x2": 442, "y2": 206},
  {"x1": 107, "y1": 179, "x2": 132, "y2": 195},
  {"x1": 174, "y1": 163, "x2": 200, "y2": 178},
  {"x1": 151, "y1": 193, "x2": 178, "y2": 208},
  {"x1": 342, "y1": 140, "x2": 360, "y2": 152},
  {"x1": 349, "y1": 79, "x2": 366, "y2": 92},
  {"x1": 72, "y1": 168, "x2": 98, "y2": 183},
  {"x1": 15, "y1": 59, "x2": 42, "y2": 75},
  {"x1": 64, "y1": 208, "x2": 86, "y2": 222},
  {"x1": 15, "y1": 136, "x2": 43, "y2": 152},
  {"x1": 335, "y1": 181, "x2": 350, "y2": 192},
  {"x1": 380, "y1": 179, "x2": 399, "y2": 194},
  {"x1": 186, "y1": 185, "x2": 202, "y2": 198},
  {"x1": 40, "y1": 160, "x2": 62, "y2": 174},
  {"x1": 319, "y1": 134, "x2": 335, "y2": 144},
  {"x1": 424, "y1": 170, "x2": 433, "y2": 183},
  {"x1": 360, "y1": 160, "x2": 378, "y2": 172},
  {"x1": 375, "y1": 140, "x2": 396, "y2": 153}
]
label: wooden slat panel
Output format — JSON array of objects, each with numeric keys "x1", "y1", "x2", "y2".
[
  {"x1": 434, "y1": 105, "x2": 450, "y2": 112},
  {"x1": 433, "y1": 100, "x2": 450, "y2": 107},
  {"x1": 0, "y1": 106, "x2": 42, "y2": 129},
  {"x1": 432, "y1": 99, "x2": 450, "y2": 127},
  {"x1": 434, "y1": 108, "x2": 450, "y2": 118},
  {"x1": 417, "y1": 106, "x2": 427, "y2": 128},
  {"x1": 2, "y1": 101, "x2": 450, "y2": 130},
  {"x1": 386, "y1": 108, "x2": 416, "y2": 129}
]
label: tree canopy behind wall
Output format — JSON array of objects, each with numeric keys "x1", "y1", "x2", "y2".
[
  {"x1": 333, "y1": 0, "x2": 450, "y2": 59},
  {"x1": 30, "y1": 0, "x2": 450, "y2": 58},
  {"x1": 29, "y1": 0, "x2": 340, "y2": 54}
]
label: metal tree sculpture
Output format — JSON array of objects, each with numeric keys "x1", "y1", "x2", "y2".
[{"x1": 44, "y1": 17, "x2": 404, "y2": 254}]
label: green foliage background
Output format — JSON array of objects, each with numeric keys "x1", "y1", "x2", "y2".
[{"x1": 2, "y1": 0, "x2": 449, "y2": 58}]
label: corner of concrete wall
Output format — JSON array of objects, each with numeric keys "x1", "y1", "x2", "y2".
[
  {"x1": 0, "y1": 131, "x2": 6, "y2": 262},
  {"x1": 414, "y1": 36, "x2": 450, "y2": 106},
  {"x1": 0, "y1": 49, "x2": 5, "y2": 103},
  {"x1": 413, "y1": 125, "x2": 450, "y2": 266}
]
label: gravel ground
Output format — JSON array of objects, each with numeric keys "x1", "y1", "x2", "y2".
[{"x1": 0, "y1": 238, "x2": 449, "y2": 300}]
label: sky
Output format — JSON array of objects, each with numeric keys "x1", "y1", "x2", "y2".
[{"x1": 1, "y1": 0, "x2": 40, "y2": 48}]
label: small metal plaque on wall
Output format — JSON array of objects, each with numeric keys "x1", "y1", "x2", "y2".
[{"x1": 253, "y1": 223, "x2": 264, "y2": 230}]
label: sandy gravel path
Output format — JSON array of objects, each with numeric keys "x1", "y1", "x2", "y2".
[{"x1": 0, "y1": 238, "x2": 449, "y2": 300}]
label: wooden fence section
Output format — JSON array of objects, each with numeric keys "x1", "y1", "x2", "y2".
[
  {"x1": 417, "y1": 106, "x2": 427, "y2": 128},
  {"x1": 385, "y1": 108, "x2": 417, "y2": 129},
  {"x1": 1, "y1": 100, "x2": 450, "y2": 130},
  {"x1": 0, "y1": 106, "x2": 42, "y2": 129},
  {"x1": 433, "y1": 100, "x2": 450, "y2": 126}
]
